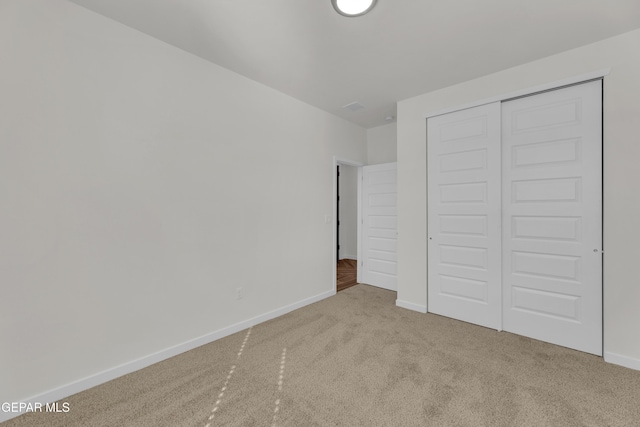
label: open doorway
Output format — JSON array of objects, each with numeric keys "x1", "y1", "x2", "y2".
[
  {"x1": 332, "y1": 158, "x2": 398, "y2": 293},
  {"x1": 337, "y1": 164, "x2": 359, "y2": 291},
  {"x1": 333, "y1": 157, "x2": 362, "y2": 293}
]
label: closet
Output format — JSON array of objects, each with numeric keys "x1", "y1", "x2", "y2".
[{"x1": 427, "y1": 80, "x2": 602, "y2": 355}]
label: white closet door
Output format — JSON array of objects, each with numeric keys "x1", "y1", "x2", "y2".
[
  {"x1": 361, "y1": 163, "x2": 397, "y2": 291},
  {"x1": 427, "y1": 102, "x2": 502, "y2": 330},
  {"x1": 502, "y1": 81, "x2": 602, "y2": 355}
]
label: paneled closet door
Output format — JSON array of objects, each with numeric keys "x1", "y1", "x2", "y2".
[
  {"x1": 361, "y1": 162, "x2": 398, "y2": 291},
  {"x1": 427, "y1": 102, "x2": 502, "y2": 330},
  {"x1": 501, "y1": 81, "x2": 603, "y2": 355}
]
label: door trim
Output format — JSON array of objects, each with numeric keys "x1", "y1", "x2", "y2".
[{"x1": 333, "y1": 156, "x2": 363, "y2": 293}]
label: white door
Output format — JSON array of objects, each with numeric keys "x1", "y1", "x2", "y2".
[
  {"x1": 427, "y1": 102, "x2": 502, "y2": 330},
  {"x1": 361, "y1": 163, "x2": 397, "y2": 291},
  {"x1": 502, "y1": 81, "x2": 602, "y2": 355}
]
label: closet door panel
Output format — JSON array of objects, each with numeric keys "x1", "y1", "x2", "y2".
[
  {"x1": 427, "y1": 102, "x2": 502, "y2": 330},
  {"x1": 502, "y1": 81, "x2": 602, "y2": 355}
]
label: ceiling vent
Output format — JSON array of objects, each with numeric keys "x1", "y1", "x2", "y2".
[{"x1": 342, "y1": 101, "x2": 365, "y2": 112}]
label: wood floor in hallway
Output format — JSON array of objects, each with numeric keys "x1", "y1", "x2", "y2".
[{"x1": 337, "y1": 259, "x2": 358, "y2": 292}]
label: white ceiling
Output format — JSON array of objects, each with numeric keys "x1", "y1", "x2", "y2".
[{"x1": 69, "y1": 0, "x2": 640, "y2": 128}]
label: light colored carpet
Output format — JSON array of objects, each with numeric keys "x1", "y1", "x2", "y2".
[{"x1": 4, "y1": 284, "x2": 640, "y2": 426}]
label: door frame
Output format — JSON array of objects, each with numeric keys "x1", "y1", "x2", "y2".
[{"x1": 333, "y1": 156, "x2": 364, "y2": 293}]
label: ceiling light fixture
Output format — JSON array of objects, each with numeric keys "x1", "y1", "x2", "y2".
[{"x1": 332, "y1": 0, "x2": 377, "y2": 17}]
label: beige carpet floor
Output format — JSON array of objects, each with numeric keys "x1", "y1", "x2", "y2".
[{"x1": 4, "y1": 284, "x2": 640, "y2": 426}]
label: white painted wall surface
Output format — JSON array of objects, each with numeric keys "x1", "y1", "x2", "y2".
[
  {"x1": 0, "y1": 0, "x2": 366, "y2": 407},
  {"x1": 397, "y1": 29, "x2": 640, "y2": 367},
  {"x1": 338, "y1": 165, "x2": 358, "y2": 260},
  {"x1": 366, "y1": 123, "x2": 397, "y2": 165}
]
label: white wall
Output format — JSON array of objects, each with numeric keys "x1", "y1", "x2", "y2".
[
  {"x1": 0, "y1": 0, "x2": 366, "y2": 409},
  {"x1": 397, "y1": 29, "x2": 640, "y2": 368},
  {"x1": 366, "y1": 123, "x2": 397, "y2": 165},
  {"x1": 338, "y1": 165, "x2": 358, "y2": 260}
]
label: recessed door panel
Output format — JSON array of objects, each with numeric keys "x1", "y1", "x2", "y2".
[
  {"x1": 511, "y1": 216, "x2": 581, "y2": 242},
  {"x1": 439, "y1": 182, "x2": 488, "y2": 204},
  {"x1": 369, "y1": 193, "x2": 397, "y2": 207},
  {"x1": 439, "y1": 275, "x2": 488, "y2": 303},
  {"x1": 512, "y1": 178, "x2": 581, "y2": 203},
  {"x1": 440, "y1": 149, "x2": 487, "y2": 173},
  {"x1": 368, "y1": 215, "x2": 397, "y2": 230},
  {"x1": 439, "y1": 215, "x2": 487, "y2": 237},
  {"x1": 439, "y1": 116, "x2": 488, "y2": 142},
  {"x1": 511, "y1": 99, "x2": 582, "y2": 133},
  {"x1": 512, "y1": 138, "x2": 581, "y2": 168},
  {"x1": 511, "y1": 251, "x2": 581, "y2": 281},
  {"x1": 511, "y1": 287, "x2": 581, "y2": 321},
  {"x1": 440, "y1": 245, "x2": 488, "y2": 270}
]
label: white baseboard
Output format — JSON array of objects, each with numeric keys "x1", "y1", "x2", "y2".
[
  {"x1": 604, "y1": 351, "x2": 640, "y2": 371},
  {"x1": 0, "y1": 289, "x2": 334, "y2": 423},
  {"x1": 339, "y1": 255, "x2": 357, "y2": 261},
  {"x1": 396, "y1": 299, "x2": 427, "y2": 314}
]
